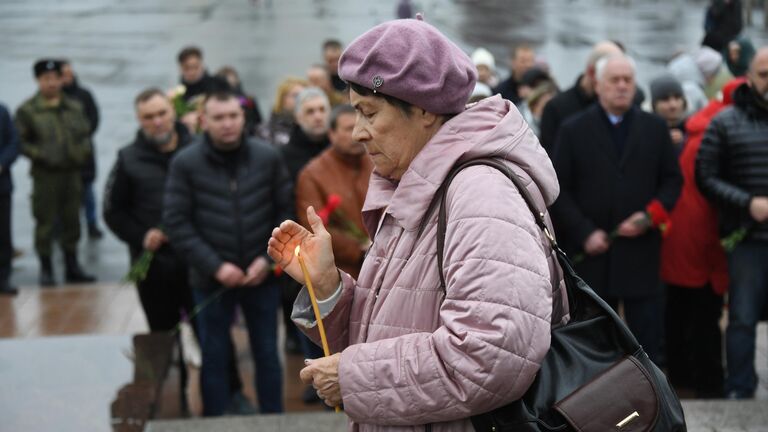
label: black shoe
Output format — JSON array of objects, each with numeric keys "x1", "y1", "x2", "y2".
[
  {"x1": 64, "y1": 252, "x2": 96, "y2": 283},
  {"x1": 39, "y1": 256, "x2": 56, "y2": 287},
  {"x1": 88, "y1": 224, "x2": 103, "y2": 240},
  {"x1": 0, "y1": 284, "x2": 18, "y2": 296},
  {"x1": 225, "y1": 392, "x2": 258, "y2": 415}
]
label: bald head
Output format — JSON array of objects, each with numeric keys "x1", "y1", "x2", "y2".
[
  {"x1": 749, "y1": 47, "x2": 768, "y2": 97},
  {"x1": 581, "y1": 41, "x2": 624, "y2": 95},
  {"x1": 587, "y1": 41, "x2": 624, "y2": 70}
]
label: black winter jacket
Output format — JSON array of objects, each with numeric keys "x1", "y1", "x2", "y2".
[
  {"x1": 280, "y1": 124, "x2": 330, "y2": 182},
  {"x1": 103, "y1": 123, "x2": 192, "y2": 260},
  {"x1": 539, "y1": 75, "x2": 595, "y2": 155},
  {"x1": 164, "y1": 134, "x2": 293, "y2": 285},
  {"x1": 696, "y1": 83, "x2": 768, "y2": 242},
  {"x1": 493, "y1": 75, "x2": 521, "y2": 105},
  {"x1": 63, "y1": 78, "x2": 99, "y2": 182}
]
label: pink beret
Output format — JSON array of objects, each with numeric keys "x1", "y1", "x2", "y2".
[{"x1": 338, "y1": 17, "x2": 477, "y2": 114}]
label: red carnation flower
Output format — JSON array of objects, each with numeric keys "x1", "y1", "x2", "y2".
[
  {"x1": 317, "y1": 194, "x2": 343, "y2": 225},
  {"x1": 645, "y1": 199, "x2": 671, "y2": 236}
]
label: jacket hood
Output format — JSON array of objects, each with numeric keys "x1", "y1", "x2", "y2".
[
  {"x1": 362, "y1": 94, "x2": 559, "y2": 234},
  {"x1": 685, "y1": 100, "x2": 725, "y2": 134},
  {"x1": 685, "y1": 76, "x2": 747, "y2": 134},
  {"x1": 733, "y1": 82, "x2": 768, "y2": 118},
  {"x1": 668, "y1": 54, "x2": 705, "y2": 86}
]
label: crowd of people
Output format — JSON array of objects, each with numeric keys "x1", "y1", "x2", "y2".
[{"x1": 0, "y1": 0, "x2": 765, "y2": 419}]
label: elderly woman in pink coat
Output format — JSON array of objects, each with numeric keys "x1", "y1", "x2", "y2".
[{"x1": 268, "y1": 16, "x2": 566, "y2": 432}]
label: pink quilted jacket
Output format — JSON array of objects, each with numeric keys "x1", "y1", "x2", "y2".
[{"x1": 301, "y1": 95, "x2": 567, "y2": 431}]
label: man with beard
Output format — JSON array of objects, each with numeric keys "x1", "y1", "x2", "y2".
[
  {"x1": 697, "y1": 46, "x2": 768, "y2": 400},
  {"x1": 103, "y1": 89, "x2": 197, "y2": 412},
  {"x1": 104, "y1": 88, "x2": 193, "y2": 332},
  {"x1": 551, "y1": 55, "x2": 682, "y2": 365},
  {"x1": 15, "y1": 59, "x2": 95, "y2": 286},
  {"x1": 60, "y1": 59, "x2": 104, "y2": 239},
  {"x1": 164, "y1": 90, "x2": 292, "y2": 415}
]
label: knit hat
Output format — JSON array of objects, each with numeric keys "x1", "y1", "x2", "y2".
[
  {"x1": 471, "y1": 47, "x2": 496, "y2": 70},
  {"x1": 694, "y1": 46, "x2": 723, "y2": 78},
  {"x1": 650, "y1": 74, "x2": 685, "y2": 106},
  {"x1": 338, "y1": 16, "x2": 477, "y2": 114},
  {"x1": 33, "y1": 59, "x2": 62, "y2": 77}
]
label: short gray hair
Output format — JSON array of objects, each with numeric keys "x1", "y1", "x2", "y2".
[
  {"x1": 294, "y1": 87, "x2": 330, "y2": 115},
  {"x1": 595, "y1": 54, "x2": 637, "y2": 82}
]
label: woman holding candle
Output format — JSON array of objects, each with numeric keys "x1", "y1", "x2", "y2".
[{"x1": 268, "y1": 15, "x2": 566, "y2": 431}]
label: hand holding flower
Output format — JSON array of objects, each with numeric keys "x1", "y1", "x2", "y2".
[
  {"x1": 617, "y1": 211, "x2": 650, "y2": 238},
  {"x1": 143, "y1": 228, "x2": 167, "y2": 252}
]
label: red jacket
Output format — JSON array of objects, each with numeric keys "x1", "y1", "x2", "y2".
[{"x1": 660, "y1": 78, "x2": 745, "y2": 294}]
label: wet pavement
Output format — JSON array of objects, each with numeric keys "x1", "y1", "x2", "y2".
[{"x1": 1, "y1": 0, "x2": 767, "y2": 286}]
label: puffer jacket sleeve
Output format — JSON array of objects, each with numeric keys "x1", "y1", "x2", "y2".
[
  {"x1": 293, "y1": 270, "x2": 356, "y2": 353},
  {"x1": 696, "y1": 113, "x2": 752, "y2": 210},
  {"x1": 103, "y1": 152, "x2": 146, "y2": 251},
  {"x1": 338, "y1": 166, "x2": 553, "y2": 426},
  {"x1": 163, "y1": 152, "x2": 224, "y2": 277}
]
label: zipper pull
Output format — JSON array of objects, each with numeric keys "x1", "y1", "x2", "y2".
[{"x1": 230, "y1": 179, "x2": 237, "y2": 192}]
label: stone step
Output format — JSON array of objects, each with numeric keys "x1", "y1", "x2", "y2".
[
  {"x1": 145, "y1": 401, "x2": 768, "y2": 432},
  {"x1": 145, "y1": 412, "x2": 347, "y2": 432}
]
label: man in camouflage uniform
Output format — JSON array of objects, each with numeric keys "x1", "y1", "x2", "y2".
[{"x1": 14, "y1": 59, "x2": 96, "y2": 286}]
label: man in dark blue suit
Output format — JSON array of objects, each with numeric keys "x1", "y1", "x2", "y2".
[{"x1": 551, "y1": 55, "x2": 682, "y2": 365}]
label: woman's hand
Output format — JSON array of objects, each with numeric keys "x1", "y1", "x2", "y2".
[
  {"x1": 268, "y1": 206, "x2": 340, "y2": 299},
  {"x1": 300, "y1": 353, "x2": 342, "y2": 408}
]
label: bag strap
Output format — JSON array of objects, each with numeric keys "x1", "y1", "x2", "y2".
[
  {"x1": 417, "y1": 157, "x2": 560, "y2": 285},
  {"x1": 417, "y1": 157, "x2": 643, "y2": 352}
]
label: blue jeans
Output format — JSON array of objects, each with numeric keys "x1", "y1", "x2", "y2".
[
  {"x1": 193, "y1": 282, "x2": 283, "y2": 415},
  {"x1": 81, "y1": 180, "x2": 97, "y2": 225},
  {"x1": 726, "y1": 240, "x2": 768, "y2": 397}
]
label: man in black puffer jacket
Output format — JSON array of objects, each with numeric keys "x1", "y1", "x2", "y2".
[
  {"x1": 164, "y1": 90, "x2": 293, "y2": 416},
  {"x1": 696, "y1": 46, "x2": 768, "y2": 400},
  {"x1": 104, "y1": 88, "x2": 194, "y2": 331}
]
